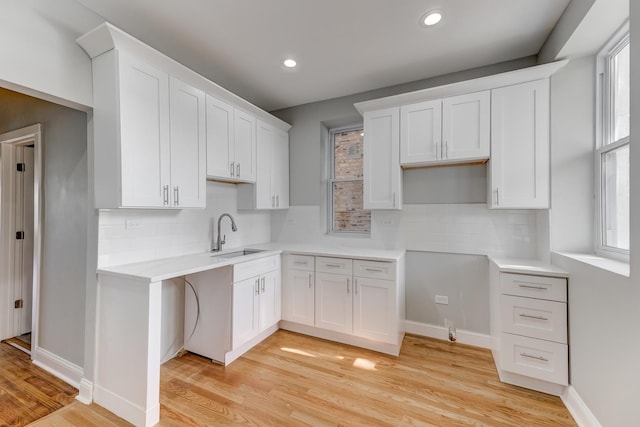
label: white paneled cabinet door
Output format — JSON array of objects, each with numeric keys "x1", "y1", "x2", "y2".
[
  {"x1": 169, "y1": 78, "x2": 206, "y2": 208},
  {"x1": 283, "y1": 269, "x2": 315, "y2": 326},
  {"x1": 259, "y1": 270, "x2": 280, "y2": 330},
  {"x1": 272, "y1": 126, "x2": 289, "y2": 209},
  {"x1": 400, "y1": 99, "x2": 441, "y2": 165},
  {"x1": 232, "y1": 277, "x2": 259, "y2": 349},
  {"x1": 234, "y1": 109, "x2": 257, "y2": 182},
  {"x1": 490, "y1": 79, "x2": 550, "y2": 209},
  {"x1": 442, "y1": 91, "x2": 490, "y2": 162},
  {"x1": 118, "y1": 53, "x2": 169, "y2": 207},
  {"x1": 363, "y1": 108, "x2": 402, "y2": 210},
  {"x1": 353, "y1": 277, "x2": 395, "y2": 344},
  {"x1": 315, "y1": 272, "x2": 352, "y2": 334},
  {"x1": 205, "y1": 95, "x2": 234, "y2": 180}
]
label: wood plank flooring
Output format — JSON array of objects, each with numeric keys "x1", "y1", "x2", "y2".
[
  {"x1": 26, "y1": 330, "x2": 577, "y2": 426},
  {"x1": 0, "y1": 342, "x2": 77, "y2": 426}
]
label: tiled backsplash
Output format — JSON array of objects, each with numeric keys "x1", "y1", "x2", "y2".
[
  {"x1": 97, "y1": 182, "x2": 271, "y2": 267},
  {"x1": 272, "y1": 204, "x2": 540, "y2": 258}
]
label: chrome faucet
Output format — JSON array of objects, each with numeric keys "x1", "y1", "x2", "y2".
[{"x1": 213, "y1": 213, "x2": 237, "y2": 252}]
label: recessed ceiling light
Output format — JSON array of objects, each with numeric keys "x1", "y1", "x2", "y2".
[
  {"x1": 421, "y1": 11, "x2": 442, "y2": 27},
  {"x1": 283, "y1": 58, "x2": 297, "y2": 68}
]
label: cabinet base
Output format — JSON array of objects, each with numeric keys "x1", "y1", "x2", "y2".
[
  {"x1": 496, "y1": 368, "x2": 567, "y2": 397},
  {"x1": 279, "y1": 320, "x2": 403, "y2": 356},
  {"x1": 222, "y1": 324, "x2": 279, "y2": 366}
]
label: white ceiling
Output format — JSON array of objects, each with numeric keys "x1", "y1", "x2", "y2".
[{"x1": 75, "y1": 0, "x2": 570, "y2": 111}]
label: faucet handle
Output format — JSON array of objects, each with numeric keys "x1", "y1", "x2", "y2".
[{"x1": 221, "y1": 234, "x2": 226, "y2": 245}]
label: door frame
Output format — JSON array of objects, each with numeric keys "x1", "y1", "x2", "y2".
[{"x1": 0, "y1": 124, "x2": 42, "y2": 357}]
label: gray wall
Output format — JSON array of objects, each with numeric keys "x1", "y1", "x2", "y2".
[
  {"x1": 271, "y1": 56, "x2": 536, "y2": 206},
  {"x1": 0, "y1": 88, "x2": 88, "y2": 367}
]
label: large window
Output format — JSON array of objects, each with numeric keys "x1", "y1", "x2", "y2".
[
  {"x1": 329, "y1": 126, "x2": 370, "y2": 234},
  {"x1": 597, "y1": 30, "x2": 630, "y2": 258}
]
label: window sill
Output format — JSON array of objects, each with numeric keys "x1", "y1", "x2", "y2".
[{"x1": 552, "y1": 251, "x2": 630, "y2": 277}]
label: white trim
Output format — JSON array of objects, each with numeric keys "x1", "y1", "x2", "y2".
[
  {"x1": 32, "y1": 345, "x2": 84, "y2": 389},
  {"x1": 94, "y1": 384, "x2": 160, "y2": 427},
  {"x1": 0, "y1": 125, "x2": 43, "y2": 357},
  {"x1": 562, "y1": 386, "x2": 603, "y2": 427},
  {"x1": 403, "y1": 320, "x2": 491, "y2": 348},
  {"x1": 76, "y1": 378, "x2": 94, "y2": 404}
]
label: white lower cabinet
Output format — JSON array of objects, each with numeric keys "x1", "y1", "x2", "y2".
[
  {"x1": 282, "y1": 253, "x2": 405, "y2": 355},
  {"x1": 489, "y1": 259, "x2": 569, "y2": 396}
]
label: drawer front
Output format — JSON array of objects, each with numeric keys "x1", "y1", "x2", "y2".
[
  {"x1": 234, "y1": 255, "x2": 280, "y2": 282},
  {"x1": 316, "y1": 256, "x2": 353, "y2": 275},
  {"x1": 500, "y1": 295, "x2": 567, "y2": 343},
  {"x1": 285, "y1": 254, "x2": 315, "y2": 271},
  {"x1": 500, "y1": 333, "x2": 568, "y2": 385},
  {"x1": 500, "y1": 273, "x2": 566, "y2": 302},
  {"x1": 353, "y1": 259, "x2": 395, "y2": 281}
]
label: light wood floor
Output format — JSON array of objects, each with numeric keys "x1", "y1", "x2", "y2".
[{"x1": 28, "y1": 331, "x2": 577, "y2": 426}]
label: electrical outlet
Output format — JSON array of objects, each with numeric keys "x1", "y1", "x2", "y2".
[
  {"x1": 435, "y1": 295, "x2": 448, "y2": 305},
  {"x1": 382, "y1": 219, "x2": 393, "y2": 225},
  {"x1": 125, "y1": 219, "x2": 143, "y2": 230}
]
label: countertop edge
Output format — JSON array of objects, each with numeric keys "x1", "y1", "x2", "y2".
[{"x1": 488, "y1": 256, "x2": 569, "y2": 278}]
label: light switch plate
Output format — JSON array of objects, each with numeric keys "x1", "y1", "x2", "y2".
[{"x1": 435, "y1": 295, "x2": 449, "y2": 305}]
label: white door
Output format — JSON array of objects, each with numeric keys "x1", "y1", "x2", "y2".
[
  {"x1": 400, "y1": 99, "x2": 442, "y2": 165},
  {"x1": 490, "y1": 79, "x2": 550, "y2": 209},
  {"x1": 205, "y1": 95, "x2": 234, "y2": 179},
  {"x1": 283, "y1": 268, "x2": 315, "y2": 326},
  {"x1": 233, "y1": 109, "x2": 257, "y2": 182},
  {"x1": 169, "y1": 78, "x2": 206, "y2": 208},
  {"x1": 363, "y1": 108, "x2": 402, "y2": 209},
  {"x1": 315, "y1": 272, "x2": 352, "y2": 334},
  {"x1": 353, "y1": 277, "x2": 395, "y2": 344},
  {"x1": 232, "y1": 277, "x2": 259, "y2": 349},
  {"x1": 118, "y1": 52, "x2": 170, "y2": 207},
  {"x1": 442, "y1": 91, "x2": 490, "y2": 162},
  {"x1": 259, "y1": 270, "x2": 280, "y2": 330}
]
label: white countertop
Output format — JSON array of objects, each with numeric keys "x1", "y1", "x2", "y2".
[
  {"x1": 97, "y1": 243, "x2": 405, "y2": 283},
  {"x1": 489, "y1": 256, "x2": 569, "y2": 278}
]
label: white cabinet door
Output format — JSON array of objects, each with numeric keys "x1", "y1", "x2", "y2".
[
  {"x1": 259, "y1": 270, "x2": 280, "y2": 330},
  {"x1": 169, "y1": 78, "x2": 206, "y2": 208},
  {"x1": 353, "y1": 277, "x2": 396, "y2": 344},
  {"x1": 118, "y1": 53, "x2": 170, "y2": 208},
  {"x1": 283, "y1": 268, "x2": 315, "y2": 326},
  {"x1": 255, "y1": 120, "x2": 274, "y2": 209},
  {"x1": 232, "y1": 276, "x2": 259, "y2": 349},
  {"x1": 234, "y1": 109, "x2": 257, "y2": 182},
  {"x1": 442, "y1": 91, "x2": 490, "y2": 162},
  {"x1": 205, "y1": 95, "x2": 234, "y2": 180},
  {"x1": 272, "y1": 126, "x2": 289, "y2": 209},
  {"x1": 363, "y1": 108, "x2": 402, "y2": 210},
  {"x1": 400, "y1": 99, "x2": 441, "y2": 165},
  {"x1": 489, "y1": 79, "x2": 550, "y2": 209},
  {"x1": 315, "y1": 272, "x2": 352, "y2": 334}
]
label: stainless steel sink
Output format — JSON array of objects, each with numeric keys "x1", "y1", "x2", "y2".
[{"x1": 212, "y1": 248, "x2": 266, "y2": 258}]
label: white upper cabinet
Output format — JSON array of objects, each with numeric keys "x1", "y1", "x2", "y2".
[
  {"x1": 363, "y1": 107, "x2": 402, "y2": 210},
  {"x1": 206, "y1": 96, "x2": 257, "y2": 183},
  {"x1": 238, "y1": 120, "x2": 289, "y2": 210},
  {"x1": 92, "y1": 50, "x2": 205, "y2": 209},
  {"x1": 489, "y1": 79, "x2": 550, "y2": 209},
  {"x1": 169, "y1": 77, "x2": 206, "y2": 208},
  {"x1": 401, "y1": 91, "x2": 490, "y2": 167}
]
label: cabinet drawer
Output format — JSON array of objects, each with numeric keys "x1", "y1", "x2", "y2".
[
  {"x1": 316, "y1": 257, "x2": 353, "y2": 275},
  {"x1": 353, "y1": 259, "x2": 395, "y2": 281},
  {"x1": 234, "y1": 255, "x2": 280, "y2": 282},
  {"x1": 284, "y1": 254, "x2": 315, "y2": 271},
  {"x1": 500, "y1": 273, "x2": 566, "y2": 302},
  {"x1": 500, "y1": 295, "x2": 567, "y2": 343},
  {"x1": 500, "y1": 333, "x2": 568, "y2": 385}
]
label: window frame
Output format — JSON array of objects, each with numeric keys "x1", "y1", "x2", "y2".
[
  {"x1": 327, "y1": 124, "x2": 370, "y2": 236},
  {"x1": 595, "y1": 23, "x2": 630, "y2": 261}
]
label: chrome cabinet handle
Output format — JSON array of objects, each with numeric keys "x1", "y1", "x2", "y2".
[
  {"x1": 163, "y1": 185, "x2": 169, "y2": 206},
  {"x1": 276, "y1": 195, "x2": 279, "y2": 207},
  {"x1": 495, "y1": 188, "x2": 499, "y2": 206},
  {"x1": 255, "y1": 278, "x2": 260, "y2": 296},
  {"x1": 236, "y1": 163, "x2": 240, "y2": 178},
  {"x1": 393, "y1": 192, "x2": 396, "y2": 207},
  {"x1": 520, "y1": 353, "x2": 549, "y2": 362},
  {"x1": 272, "y1": 195, "x2": 275, "y2": 208},
  {"x1": 173, "y1": 186, "x2": 179, "y2": 206},
  {"x1": 325, "y1": 264, "x2": 342, "y2": 268},
  {"x1": 519, "y1": 314, "x2": 549, "y2": 321},
  {"x1": 294, "y1": 261, "x2": 307, "y2": 265},
  {"x1": 365, "y1": 268, "x2": 383, "y2": 272},
  {"x1": 346, "y1": 278, "x2": 350, "y2": 294},
  {"x1": 261, "y1": 276, "x2": 265, "y2": 293},
  {"x1": 308, "y1": 274, "x2": 312, "y2": 288},
  {"x1": 230, "y1": 161, "x2": 235, "y2": 177},
  {"x1": 444, "y1": 141, "x2": 448, "y2": 158},
  {"x1": 518, "y1": 283, "x2": 548, "y2": 291},
  {"x1": 436, "y1": 142, "x2": 440, "y2": 159},
  {"x1": 355, "y1": 278, "x2": 358, "y2": 295}
]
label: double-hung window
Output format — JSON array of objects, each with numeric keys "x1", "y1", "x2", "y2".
[
  {"x1": 597, "y1": 28, "x2": 630, "y2": 259},
  {"x1": 329, "y1": 126, "x2": 371, "y2": 234}
]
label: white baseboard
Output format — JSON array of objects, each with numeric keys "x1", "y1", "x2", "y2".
[
  {"x1": 76, "y1": 378, "x2": 94, "y2": 404},
  {"x1": 94, "y1": 384, "x2": 159, "y2": 427},
  {"x1": 562, "y1": 386, "x2": 602, "y2": 427},
  {"x1": 32, "y1": 346, "x2": 83, "y2": 390},
  {"x1": 403, "y1": 320, "x2": 491, "y2": 348}
]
